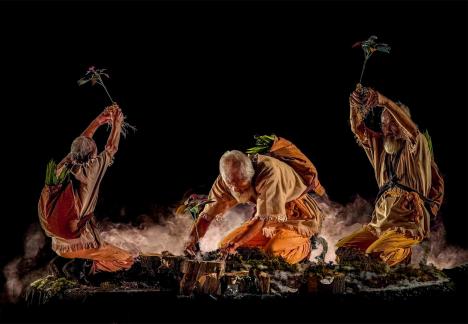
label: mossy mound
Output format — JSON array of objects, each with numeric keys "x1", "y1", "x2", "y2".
[{"x1": 25, "y1": 275, "x2": 78, "y2": 304}]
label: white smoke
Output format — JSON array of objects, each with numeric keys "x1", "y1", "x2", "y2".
[
  {"x1": 309, "y1": 195, "x2": 373, "y2": 263},
  {"x1": 4, "y1": 197, "x2": 467, "y2": 304},
  {"x1": 199, "y1": 204, "x2": 254, "y2": 252},
  {"x1": 3, "y1": 258, "x2": 22, "y2": 302},
  {"x1": 411, "y1": 225, "x2": 468, "y2": 269},
  {"x1": 3, "y1": 223, "x2": 49, "y2": 302},
  {"x1": 100, "y1": 212, "x2": 194, "y2": 256},
  {"x1": 102, "y1": 196, "x2": 468, "y2": 269},
  {"x1": 310, "y1": 195, "x2": 468, "y2": 269},
  {"x1": 100, "y1": 204, "x2": 254, "y2": 256}
]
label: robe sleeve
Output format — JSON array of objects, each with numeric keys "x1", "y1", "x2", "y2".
[
  {"x1": 428, "y1": 160, "x2": 444, "y2": 217},
  {"x1": 254, "y1": 158, "x2": 305, "y2": 222},
  {"x1": 349, "y1": 97, "x2": 382, "y2": 165},
  {"x1": 192, "y1": 176, "x2": 237, "y2": 240}
]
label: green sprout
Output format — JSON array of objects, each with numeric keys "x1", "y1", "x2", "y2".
[
  {"x1": 45, "y1": 159, "x2": 70, "y2": 186},
  {"x1": 423, "y1": 129, "x2": 434, "y2": 159},
  {"x1": 77, "y1": 66, "x2": 137, "y2": 138},
  {"x1": 246, "y1": 134, "x2": 277, "y2": 155}
]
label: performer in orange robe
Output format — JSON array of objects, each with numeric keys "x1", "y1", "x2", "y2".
[{"x1": 185, "y1": 137, "x2": 327, "y2": 264}]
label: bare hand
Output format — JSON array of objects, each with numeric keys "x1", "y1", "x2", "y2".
[
  {"x1": 220, "y1": 242, "x2": 238, "y2": 255},
  {"x1": 107, "y1": 104, "x2": 124, "y2": 124},
  {"x1": 104, "y1": 103, "x2": 120, "y2": 113},
  {"x1": 351, "y1": 85, "x2": 378, "y2": 110},
  {"x1": 184, "y1": 241, "x2": 199, "y2": 257},
  {"x1": 96, "y1": 109, "x2": 113, "y2": 126},
  {"x1": 262, "y1": 226, "x2": 277, "y2": 238},
  {"x1": 114, "y1": 110, "x2": 124, "y2": 124}
]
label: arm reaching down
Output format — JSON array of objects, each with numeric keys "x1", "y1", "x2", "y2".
[{"x1": 184, "y1": 176, "x2": 237, "y2": 255}]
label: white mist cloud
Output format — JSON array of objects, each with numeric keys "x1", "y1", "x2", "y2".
[
  {"x1": 3, "y1": 196, "x2": 467, "y2": 304},
  {"x1": 99, "y1": 204, "x2": 254, "y2": 256},
  {"x1": 310, "y1": 195, "x2": 373, "y2": 263},
  {"x1": 199, "y1": 204, "x2": 254, "y2": 252},
  {"x1": 3, "y1": 224, "x2": 48, "y2": 302},
  {"x1": 411, "y1": 225, "x2": 468, "y2": 269},
  {"x1": 311, "y1": 195, "x2": 468, "y2": 268},
  {"x1": 100, "y1": 212, "x2": 194, "y2": 256}
]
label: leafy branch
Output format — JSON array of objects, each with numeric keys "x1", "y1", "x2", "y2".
[{"x1": 352, "y1": 35, "x2": 391, "y2": 84}]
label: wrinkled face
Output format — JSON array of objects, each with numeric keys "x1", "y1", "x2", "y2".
[
  {"x1": 222, "y1": 163, "x2": 255, "y2": 203},
  {"x1": 381, "y1": 110, "x2": 401, "y2": 138},
  {"x1": 224, "y1": 166, "x2": 251, "y2": 194},
  {"x1": 381, "y1": 110, "x2": 404, "y2": 154}
]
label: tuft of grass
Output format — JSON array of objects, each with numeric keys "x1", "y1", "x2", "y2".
[
  {"x1": 45, "y1": 159, "x2": 70, "y2": 186},
  {"x1": 26, "y1": 275, "x2": 78, "y2": 305},
  {"x1": 423, "y1": 129, "x2": 434, "y2": 159},
  {"x1": 246, "y1": 134, "x2": 276, "y2": 155}
]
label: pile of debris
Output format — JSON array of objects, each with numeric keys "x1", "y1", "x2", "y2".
[{"x1": 22, "y1": 248, "x2": 462, "y2": 304}]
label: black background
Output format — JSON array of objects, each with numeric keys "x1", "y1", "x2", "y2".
[{"x1": 0, "y1": 1, "x2": 466, "y2": 322}]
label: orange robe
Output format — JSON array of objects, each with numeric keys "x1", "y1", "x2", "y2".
[
  {"x1": 39, "y1": 149, "x2": 134, "y2": 273},
  {"x1": 192, "y1": 152, "x2": 324, "y2": 264},
  {"x1": 337, "y1": 94, "x2": 443, "y2": 266}
]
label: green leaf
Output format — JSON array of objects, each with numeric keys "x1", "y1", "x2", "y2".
[
  {"x1": 57, "y1": 167, "x2": 70, "y2": 185},
  {"x1": 376, "y1": 44, "x2": 391, "y2": 53},
  {"x1": 423, "y1": 129, "x2": 434, "y2": 159},
  {"x1": 246, "y1": 134, "x2": 276, "y2": 154},
  {"x1": 77, "y1": 78, "x2": 90, "y2": 86},
  {"x1": 45, "y1": 160, "x2": 57, "y2": 186},
  {"x1": 45, "y1": 159, "x2": 70, "y2": 185}
]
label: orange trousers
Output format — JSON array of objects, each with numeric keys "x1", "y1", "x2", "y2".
[
  {"x1": 220, "y1": 223, "x2": 311, "y2": 264},
  {"x1": 336, "y1": 226, "x2": 420, "y2": 266},
  {"x1": 60, "y1": 244, "x2": 134, "y2": 273}
]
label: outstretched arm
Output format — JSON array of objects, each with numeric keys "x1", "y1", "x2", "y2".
[
  {"x1": 184, "y1": 176, "x2": 237, "y2": 255},
  {"x1": 349, "y1": 86, "x2": 381, "y2": 147},
  {"x1": 56, "y1": 106, "x2": 113, "y2": 169},
  {"x1": 81, "y1": 106, "x2": 114, "y2": 138},
  {"x1": 104, "y1": 104, "x2": 124, "y2": 156}
]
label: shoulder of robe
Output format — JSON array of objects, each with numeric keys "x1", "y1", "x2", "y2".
[{"x1": 255, "y1": 155, "x2": 279, "y2": 177}]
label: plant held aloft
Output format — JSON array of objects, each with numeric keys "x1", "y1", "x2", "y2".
[
  {"x1": 352, "y1": 35, "x2": 391, "y2": 85},
  {"x1": 78, "y1": 66, "x2": 136, "y2": 138}
]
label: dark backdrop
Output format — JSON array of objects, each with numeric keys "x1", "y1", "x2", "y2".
[{"x1": 0, "y1": 0, "x2": 466, "y2": 289}]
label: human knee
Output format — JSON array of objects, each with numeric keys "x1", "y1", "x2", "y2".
[{"x1": 264, "y1": 237, "x2": 283, "y2": 255}]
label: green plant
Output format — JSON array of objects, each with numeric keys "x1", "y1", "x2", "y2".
[
  {"x1": 423, "y1": 129, "x2": 434, "y2": 159},
  {"x1": 45, "y1": 160, "x2": 70, "y2": 186},
  {"x1": 353, "y1": 35, "x2": 391, "y2": 84},
  {"x1": 246, "y1": 134, "x2": 276, "y2": 154}
]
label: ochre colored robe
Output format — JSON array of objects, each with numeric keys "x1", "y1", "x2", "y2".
[
  {"x1": 192, "y1": 152, "x2": 324, "y2": 264},
  {"x1": 337, "y1": 95, "x2": 443, "y2": 266},
  {"x1": 39, "y1": 149, "x2": 133, "y2": 272}
]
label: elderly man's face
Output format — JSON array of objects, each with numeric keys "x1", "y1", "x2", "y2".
[
  {"x1": 381, "y1": 110, "x2": 402, "y2": 138},
  {"x1": 381, "y1": 110, "x2": 404, "y2": 154},
  {"x1": 225, "y1": 167, "x2": 251, "y2": 194},
  {"x1": 223, "y1": 166, "x2": 254, "y2": 203}
]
